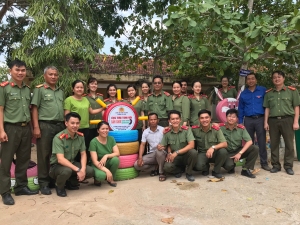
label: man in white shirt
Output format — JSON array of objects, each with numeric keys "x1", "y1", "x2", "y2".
[{"x1": 134, "y1": 113, "x2": 167, "y2": 181}]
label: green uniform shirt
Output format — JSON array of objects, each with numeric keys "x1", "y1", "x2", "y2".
[
  {"x1": 85, "y1": 93, "x2": 104, "y2": 129},
  {"x1": 160, "y1": 126, "x2": 195, "y2": 152},
  {"x1": 140, "y1": 95, "x2": 149, "y2": 116},
  {"x1": 216, "y1": 87, "x2": 237, "y2": 103},
  {"x1": 263, "y1": 86, "x2": 300, "y2": 117},
  {"x1": 192, "y1": 124, "x2": 226, "y2": 153},
  {"x1": 189, "y1": 95, "x2": 210, "y2": 126},
  {"x1": 31, "y1": 83, "x2": 64, "y2": 121},
  {"x1": 172, "y1": 95, "x2": 190, "y2": 123},
  {"x1": 103, "y1": 98, "x2": 123, "y2": 105},
  {"x1": 220, "y1": 124, "x2": 251, "y2": 153},
  {"x1": 50, "y1": 129, "x2": 86, "y2": 164},
  {"x1": 0, "y1": 79, "x2": 31, "y2": 123},
  {"x1": 89, "y1": 136, "x2": 116, "y2": 160},
  {"x1": 146, "y1": 91, "x2": 173, "y2": 119},
  {"x1": 124, "y1": 98, "x2": 144, "y2": 129}
]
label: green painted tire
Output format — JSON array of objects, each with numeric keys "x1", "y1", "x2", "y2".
[
  {"x1": 10, "y1": 176, "x2": 39, "y2": 193},
  {"x1": 235, "y1": 158, "x2": 246, "y2": 167},
  {"x1": 114, "y1": 167, "x2": 139, "y2": 181}
]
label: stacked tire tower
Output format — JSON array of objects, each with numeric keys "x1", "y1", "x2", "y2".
[{"x1": 103, "y1": 102, "x2": 140, "y2": 181}]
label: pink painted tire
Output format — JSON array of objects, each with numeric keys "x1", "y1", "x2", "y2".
[
  {"x1": 10, "y1": 163, "x2": 38, "y2": 178},
  {"x1": 118, "y1": 154, "x2": 138, "y2": 169},
  {"x1": 216, "y1": 98, "x2": 239, "y2": 123}
]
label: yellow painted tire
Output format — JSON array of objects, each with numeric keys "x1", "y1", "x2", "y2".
[{"x1": 117, "y1": 141, "x2": 139, "y2": 156}]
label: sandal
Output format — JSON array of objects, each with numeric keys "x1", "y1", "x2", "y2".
[
  {"x1": 150, "y1": 168, "x2": 159, "y2": 176},
  {"x1": 159, "y1": 173, "x2": 167, "y2": 182}
]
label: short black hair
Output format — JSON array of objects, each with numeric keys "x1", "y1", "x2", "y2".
[
  {"x1": 220, "y1": 75, "x2": 229, "y2": 82},
  {"x1": 148, "y1": 112, "x2": 158, "y2": 119},
  {"x1": 127, "y1": 84, "x2": 137, "y2": 91},
  {"x1": 180, "y1": 79, "x2": 188, "y2": 84},
  {"x1": 246, "y1": 72, "x2": 257, "y2": 79},
  {"x1": 168, "y1": 110, "x2": 181, "y2": 120},
  {"x1": 226, "y1": 108, "x2": 238, "y2": 117},
  {"x1": 191, "y1": 80, "x2": 201, "y2": 88},
  {"x1": 272, "y1": 70, "x2": 285, "y2": 78},
  {"x1": 172, "y1": 81, "x2": 182, "y2": 87},
  {"x1": 72, "y1": 79, "x2": 84, "y2": 89},
  {"x1": 152, "y1": 75, "x2": 163, "y2": 83},
  {"x1": 198, "y1": 109, "x2": 211, "y2": 117},
  {"x1": 9, "y1": 59, "x2": 26, "y2": 69},
  {"x1": 65, "y1": 112, "x2": 81, "y2": 122},
  {"x1": 97, "y1": 121, "x2": 109, "y2": 130}
]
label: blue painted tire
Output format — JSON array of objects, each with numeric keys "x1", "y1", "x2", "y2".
[
  {"x1": 109, "y1": 130, "x2": 138, "y2": 143},
  {"x1": 115, "y1": 167, "x2": 139, "y2": 181}
]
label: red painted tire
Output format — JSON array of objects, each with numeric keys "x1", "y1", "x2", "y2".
[
  {"x1": 216, "y1": 98, "x2": 239, "y2": 123},
  {"x1": 119, "y1": 154, "x2": 138, "y2": 169},
  {"x1": 103, "y1": 102, "x2": 138, "y2": 131},
  {"x1": 10, "y1": 163, "x2": 38, "y2": 178}
]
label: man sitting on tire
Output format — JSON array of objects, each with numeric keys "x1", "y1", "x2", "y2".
[
  {"x1": 134, "y1": 113, "x2": 166, "y2": 181},
  {"x1": 49, "y1": 112, "x2": 95, "y2": 197}
]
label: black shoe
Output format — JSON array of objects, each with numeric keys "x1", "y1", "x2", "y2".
[
  {"x1": 94, "y1": 180, "x2": 102, "y2": 187},
  {"x1": 174, "y1": 173, "x2": 182, "y2": 178},
  {"x1": 2, "y1": 193, "x2": 14, "y2": 205},
  {"x1": 107, "y1": 181, "x2": 117, "y2": 187},
  {"x1": 228, "y1": 167, "x2": 235, "y2": 174},
  {"x1": 241, "y1": 169, "x2": 256, "y2": 178},
  {"x1": 261, "y1": 164, "x2": 271, "y2": 171},
  {"x1": 212, "y1": 171, "x2": 224, "y2": 179},
  {"x1": 40, "y1": 186, "x2": 52, "y2": 195},
  {"x1": 65, "y1": 181, "x2": 79, "y2": 190},
  {"x1": 286, "y1": 168, "x2": 294, "y2": 175},
  {"x1": 201, "y1": 171, "x2": 209, "y2": 176},
  {"x1": 270, "y1": 167, "x2": 281, "y2": 173},
  {"x1": 55, "y1": 186, "x2": 67, "y2": 197},
  {"x1": 186, "y1": 173, "x2": 195, "y2": 182},
  {"x1": 15, "y1": 187, "x2": 38, "y2": 196}
]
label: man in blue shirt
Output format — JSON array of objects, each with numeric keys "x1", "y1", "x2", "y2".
[{"x1": 238, "y1": 73, "x2": 271, "y2": 171}]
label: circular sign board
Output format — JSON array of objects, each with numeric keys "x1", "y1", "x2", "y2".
[
  {"x1": 216, "y1": 98, "x2": 239, "y2": 123},
  {"x1": 103, "y1": 102, "x2": 138, "y2": 131}
]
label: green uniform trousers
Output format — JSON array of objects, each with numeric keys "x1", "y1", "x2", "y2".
[
  {"x1": 164, "y1": 149, "x2": 198, "y2": 175},
  {"x1": 195, "y1": 148, "x2": 228, "y2": 173},
  {"x1": 92, "y1": 157, "x2": 120, "y2": 181},
  {"x1": 49, "y1": 162, "x2": 94, "y2": 189},
  {"x1": 37, "y1": 121, "x2": 65, "y2": 188},
  {"x1": 268, "y1": 116, "x2": 295, "y2": 169},
  {"x1": 0, "y1": 123, "x2": 32, "y2": 195},
  {"x1": 223, "y1": 145, "x2": 258, "y2": 171}
]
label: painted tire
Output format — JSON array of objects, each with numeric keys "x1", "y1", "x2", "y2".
[
  {"x1": 119, "y1": 154, "x2": 138, "y2": 168},
  {"x1": 10, "y1": 163, "x2": 38, "y2": 178},
  {"x1": 216, "y1": 98, "x2": 239, "y2": 123},
  {"x1": 235, "y1": 158, "x2": 246, "y2": 167},
  {"x1": 109, "y1": 130, "x2": 138, "y2": 142},
  {"x1": 115, "y1": 167, "x2": 139, "y2": 181},
  {"x1": 117, "y1": 142, "x2": 139, "y2": 156},
  {"x1": 10, "y1": 176, "x2": 39, "y2": 193}
]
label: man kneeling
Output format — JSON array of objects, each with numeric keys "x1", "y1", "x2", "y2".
[
  {"x1": 220, "y1": 109, "x2": 259, "y2": 178},
  {"x1": 49, "y1": 112, "x2": 95, "y2": 197}
]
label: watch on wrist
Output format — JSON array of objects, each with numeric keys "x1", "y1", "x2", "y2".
[
  {"x1": 77, "y1": 167, "x2": 81, "y2": 172},
  {"x1": 176, "y1": 150, "x2": 179, "y2": 155},
  {"x1": 212, "y1": 145, "x2": 215, "y2": 150},
  {"x1": 239, "y1": 151, "x2": 243, "y2": 155}
]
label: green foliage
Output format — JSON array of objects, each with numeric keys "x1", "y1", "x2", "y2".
[{"x1": 0, "y1": 66, "x2": 9, "y2": 82}]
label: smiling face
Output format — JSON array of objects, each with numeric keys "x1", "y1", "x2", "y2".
[
  {"x1": 108, "y1": 86, "x2": 117, "y2": 97},
  {"x1": 97, "y1": 124, "x2": 109, "y2": 138},
  {"x1": 141, "y1": 83, "x2": 150, "y2": 94},
  {"x1": 88, "y1": 80, "x2": 98, "y2": 93},
  {"x1": 65, "y1": 116, "x2": 80, "y2": 134},
  {"x1": 246, "y1": 74, "x2": 257, "y2": 88},
  {"x1": 272, "y1": 73, "x2": 285, "y2": 87},
  {"x1": 226, "y1": 112, "x2": 238, "y2": 125},
  {"x1": 73, "y1": 82, "x2": 84, "y2": 96},
  {"x1": 153, "y1": 78, "x2": 163, "y2": 92},
  {"x1": 44, "y1": 68, "x2": 58, "y2": 86},
  {"x1": 127, "y1": 87, "x2": 136, "y2": 98},
  {"x1": 192, "y1": 81, "x2": 202, "y2": 95},
  {"x1": 10, "y1": 65, "x2": 26, "y2": 83},
  {"x1": 199, "y1": 113, "x2": 211, "y2": 128},
  {"x1": 168, "y1": 113, "x2": 181, "y2": 128},
  {"x1": 221, "y1": 77, "x2": 229, "y2": 88},
  {"x1": 172, "y1": 83, "x2": 181, "y2": 95}
]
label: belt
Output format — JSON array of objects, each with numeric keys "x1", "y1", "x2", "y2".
[
  {"x1": 39, "y1": 120, "x2": 64, "y2": 125},
  {"x1": 245, "y1": 115, "x2": 264, "y2": 119},
  {"x1": 269, "y1": 115, "x2": 292, "y2": 119},
  {"x1": 5, "y1": 122, "x2": 28, "y2": 127}
]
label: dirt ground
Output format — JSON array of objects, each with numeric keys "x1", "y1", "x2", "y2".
[{"x1": 1, "y1": 146, "x2": 300, "y2": 225}]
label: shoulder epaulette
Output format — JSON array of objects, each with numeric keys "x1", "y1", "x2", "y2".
[
  {"x1": 188, "y1": 94, "x2": 195, "y2": 99},
  {"x1": 201, "y1": 94, "x2": 208, "y2": 98},
  {"x1": 219, "y1": 123, "x2": 226, "y2": 127},
  {"x1": 139, "y1": 96, "x2": 144, "y2": 100},
  {"x1": 164, "y1": 91, "x2": 171, "y2": 97},
  {"x1": 191, "y1": 125, "x2": 200, "y2": 129},
  {"x1": 237, "y1": 124, "x2": 245, "y2": 129},
  {"x1": 104, "y1": 98, "x2": 111, "y2": 102},
  {"x1": 77, "y1": 131, "x2": 84, "y2": 136},
  {"x1": 266, "y1": 88, "x2": 273, "y2": 93},
  {"x1": 212, "y1": 124, "x2": 220, "y2": 130},
  {"x1": 25, "y1": 84, "x2": 30, "y2": 88},
  {"x1": 163, "y1": 127, "x2": 171, "y2": 134},
  {"x1": 82, "y1": 93, "x2": 87, "y2": 97},
  {"x1": 229, "y1": 86, "x2": 235, "y2": 89},
  {"x1": 288, "y1": 86, "x2": 296, "y2": 91},
  {"x1": 59, "y1": 133, "x2": 66, "y2": 139},
  {"x1": 36, "y1": 84, "x2": 44, "y2": 88},
  {"x1": 10, "y1": 82, "x2": 15, "y2": 87},
  {"x1": 0, "y1": 81, "x2": 9, "y2": 87},
  {"x1": 181, "y1": 125, "x2": 188, "y2": 130},
  {"x1": 96, "y1": 93, "x2": 103, "y2": 96}
]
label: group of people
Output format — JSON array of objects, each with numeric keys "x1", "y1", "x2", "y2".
[{"x1": 0, "y1": 59, "x2": 299, "y2": 206}]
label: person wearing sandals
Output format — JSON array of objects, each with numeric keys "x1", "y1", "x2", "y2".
[
  {"x1": 134, "y1": 113, "x2": 166, "y2": 181},
  {"x1": 89, "y1": 121, "x2": 120, "y2": 187}
]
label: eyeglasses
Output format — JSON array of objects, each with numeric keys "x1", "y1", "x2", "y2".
[{"x1": 153, "y1": 82, "x2": 162, "y2": 85}]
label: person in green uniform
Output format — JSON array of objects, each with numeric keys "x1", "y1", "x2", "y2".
[
  {"x1": 263, "y1": 70, "x2": 300, "y2": 175},
  {"x1": 220, "y1": 109, "x2": 259, "y2": 178},
  {"x1": 104, "y1": 84, "x2": 123, "y2": 105},
  {"x1": 84, "y1": 77, "x2": 104, "y2": 151},
  {"x1": 89, "y1": 121, "x2": 120, "y2": 187},
  {"x1": 146, "y1": 75, "x2": 173, "y2": 127},
  {"x1": 31, "y1": 66, "x2": 65, "y2": 195},
  {"x1": 49, "y1": 112, "x2": 95, "y2": 197},
  {"x1": 216, "y1": 76, "x2": 237, "y2": 103},
  {"x1": 0, "y1": 60, "x2": 38, "y2": 205},
  {"x1": 140, "y1": 81, "x2": 151, "y2": 116},
  {"x1": 125, "y1": 84, "x2": 145, "y2": 141},
  {"x1": 171, "y1": 81, "x2": 190, "y2": 126},
  {"x1": 189, "y1": 81, "x2": 210, "y2": 126},
  {"x1": 191, "y1": 109, "x2": 228, "y2": 178},
  {"x1": 158, "y1": 110, "x2": 197, "y2": 181}
]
